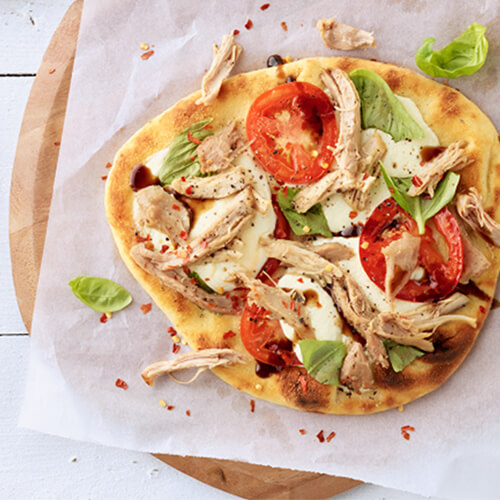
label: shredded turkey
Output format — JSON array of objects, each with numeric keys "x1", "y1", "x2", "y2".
[
  {"x1": 455, "y1": 215, "x2": 491, "y2": 283},
  {"x1": 309, "y1": 241, "x2": 355, "y2": 262},
  {"x1": 131, "y1": 187, "x2": 256, "y2": 269},
  {"x1": 407, "y1": 141, "x2": 471, "y2": 197},
  {"x1": 456, "y1": 188, "x2": 500, "y2": 247},
  {"x1": 196, "y1": 35, "x2": 242, "y2": 106},
  {"x1": 317, "y1": 17, "x2": 376, "y2": 51},
  {"x1": 344, "y1": 132, "x2": 387, "y2": 210},
  {"x1": 135, "y1": 186, "x2": 191, "y2": 250},
  {"x1": 197, "y1": 120, "x2": 247, "y2": 174},
  {"x1": 340, "y1": 341, "x2": 374, "y2": 392},
  {"x1": 236, "y1": 273, "x2": 312, "y2": 340},
  {"x1": 368, "y1": 313, "x2": 434, "y2": 352},
  {"x1": 382, "y1": 232, "x2": 421, "y2": 303},
  {"x1": 142, "y1": 349, "x2": 247, "y2": 386},
  {"x1": 260, "y1": 237, "x2": 345, "y2": 286},
  {"x1": 292, "y1": 69, "x2": 374, "y2": 213},
  {"x1": 129, "y1": 247, "x2": 237, "y2": 315},
  {"x1": 171, "y1": 165, "x2": 250, "y2": 199}
]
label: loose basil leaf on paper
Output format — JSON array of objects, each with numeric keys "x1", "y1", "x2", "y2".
[
  {"x1": 415, "y1": 23, "x2": 488, "y2": 79},
  {"x1": 68, "y1": 276, "x2": 132, "y2": 313},
  {"x1": 158, "y1": 118, "x2": 214, "y2": 185},
  {"x1": 349, "y1": 68, "x2": 424, "y2": 142},
  {"x1": 383, "y1": 340, "x2": 424, "y2": 373},
  {"x1": 186, "y1": 270, "x2": 216, "y2": 294},
  {"x1": 380, "y1": 162, "x2": 460, "y2": 235},
  {"x1": 277, "y1": 187, "x2": 332, "y2": 237},
  {"x1": 298, "y1": 340, "x2": 346, "y2": 385}
]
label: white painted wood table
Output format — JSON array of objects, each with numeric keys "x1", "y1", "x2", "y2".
[{"x1": 0, "y1": 2, "x2": 435, "y2": 499}]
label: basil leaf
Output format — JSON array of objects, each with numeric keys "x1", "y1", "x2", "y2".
[
  {"x1": 187, "y1": 270, "x2": 216, "y2": 294},
  {"x1": 158, "y1": 118, "x2": 214, "y2": 185},
  {"x1": 298, "y1": 340, "x2": 346, "y2": 385},
  {"x1": 349, "y1": 68, "x2": 424, "y2": 142},
  {"x1": 415, "y1": 23, "x2": 488, "y2": 79},
  {"x1": 69, "y1": 276, "x2": 132, "y2": 313},
  {"x1": 421, "y1": 171, "x2": 460, "y2": 220},
  {"x1": 277, "y1": 187, "x2": 332, "y2": 237},
  {"x1": 380, "y1": 163, "x2": 460, "y2": 235},
  {"x1": 383, "y1": 340, "x2": 424, "y2": 373}
]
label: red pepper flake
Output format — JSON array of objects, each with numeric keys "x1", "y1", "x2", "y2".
[
  {"x1": 187, "y1": 131, "x2": 202, "y2": 145},
  {"x1": 105, "y1": 162, "x2": 112, "y2": 168},
  {"x1": 280, "y1": 21, "x2": 288, "y2": 31},
  {"x1": 190, "y1": 278, "x2": 197, "y2": 286},
  {"x1": 168, "y1": 326, "x2": 178, "y2": 336},
  {"x1": 349, "y1": 211, "x2": 358, "y2": 219},
  {"x1": 100, "y1": 313, "x2": 108, "y2": 324},
  {"x1": 167, "y1": 405, "x2": 175, "y2": 411},
  {"x1": 283, "y1": 185, "x2": 289, "y2": 198},
  {"x1": 223, "y1": 330, "x2": 236, "y2": 339},
  {"x1": 141, "y1": 50, "x2": 155, "y2": 60},
  {"x1": 281, "y1": 300, "x2": 288, "y2": 309},
  {"x1": 172, "y1": 203, "x2": 181, "y2": 211},
  {"x1": 200, "y1": 240, "x2": 208, "y2": 249},
  {"x1": 273, "y1": 186, "x2": 280, "y2": 191},
  {"x1": 54, "y1": 141, "x2": 60, "y2": 146},
  {"x1": 401, "y1": 425, "x2": 415, "y2": 440},
  {"x1": 412, "y1": 175, "x2": 423, "y2": 187},
  {"x1": 298, "y1": 374, "x2": 308, "y2": 393},
  {"x1": 186, "y1": 410, "x2": 191, "y2": 416},
  {"x1": 419, "y1": 160, "x2": 425, "y2": 166},
  {"x1": 479, "y1": 305, "x2": 486, "y2": 314},
  {"x1": 160, "y1": 244, "x2": 169, "y2": 254},
  {"x1": 388, "y1": 187, "x2": 395, "y2": 194},
  {"x1": 101, "y1": 175, "x2": 108, "y2": 181},
  {"x1": 189, "y1": 156, "x2": 196, "y2": 162},
  {"x1": 299, "y1": 429, "x2": 306, "y2": 435},
  {"x1": 316, "y1": 430, "x2": 325, "y2": 443},
  {"x1": 185, "y1": 185, "x2": 194, "y2": 195},
  {"x1": 141, "y1": 303, "x2": 152, "y2": 314},
  {"x1": 250, "y1": 399, "x2": 256, "y2": 412},
  {"x1": 179, "y1": 230, "x2": 188, "y2": 241},
  {"x1": 48, "y1": 68, "x2": 56, "y2": 74},
  {"x1": 260, "y1": 2, "x2": 270, "y2": 10},
  {"x1": 144, "y1": 241, "x2": 154, "y2": 250},
  {"x1": 233, "y1": 29, "x2": 240, "y2": 36},
  {"x1": 297, "y1": 277, "x2": 304, "y2": 283},
  {"x1": 244, "y1": 19, "x2": 253, "y2": 30},
  {"x1": 326, "y1": 431, "x2": 336, "y2": 442},
  {"x1": 136, "y1": 233, "x2": 151, "y2": 243},
  {"x1": 172, "y1": 343, "x2": 181, "y2": 354},
  {"x1": 115, "y1": 378, "x2": 128, "y2": 390}
]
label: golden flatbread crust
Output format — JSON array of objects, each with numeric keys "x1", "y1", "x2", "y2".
[{"x1": 106, "y1": 57, "x2": 500, "y2": 414}]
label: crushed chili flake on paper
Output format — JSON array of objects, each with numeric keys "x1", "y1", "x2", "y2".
[
  {"x1": 260, "y1": 3, "x2": 270, "y2": 10},
  {"x1": 233, "y1": 29, "x2": 240, "y2": 36},
  {"x1": 401, "y1": 425, "x2": 415, "y2": 440},
  {"x1": 280, "y1": 21, "x2": 288, "y2": 31},
  {"x1": 250, "y1": 400, "x2": 256, "y2": 413},
  {"x1": 316, "y1": 430, "x2": 325, "y2": 443},
  {"x1": 299, "y1": 429, "x2": 306, "y2": 435},
  {"x1": 105, "y1": 162, "x2": 112, "y2": 168},
  {"x1": 115, "y1": 378, "x2": 128, "y2": 390},
  {"x1": 141, "y1": 50, "x2": 155, "y2": 60},
  {"x1": 186, "y1": 410, "x2": 191, "y2": 416},
  {"x1": 101, "y1": 175, "x2": 107, "y2": 181},
  {"x1": 244, "y1": 19, "x2": 253, "y2": 30},
  {"x1": 140, "y1": 303, "x2": 152, "y2": 314},
  {"x1": 172, "y1": 344, "x2": 181, "y2": 354},
  {"x1": 326, "y1": 431, "x2": 336, "y2": 442},
  {"x1": 167, "y1": 405, "x2": 175, "y2": 411},
  {"x1": 99, "y1": 313, "x2": 108, "y2": 324},
  {"x1": 168, "y1": 326, "x2": 177, "y2": 336}
]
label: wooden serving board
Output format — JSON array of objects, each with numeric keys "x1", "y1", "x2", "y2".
[{"x1": 8, "y1": 1, "x2": 361, "y2": 497}]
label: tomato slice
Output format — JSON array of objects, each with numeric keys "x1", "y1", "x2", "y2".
[
  {"x1": 359, "y1": 198, "x2": 463, "y2": 302},
  {"x1": 256, "y1": 196, "x2": 290, "y2": 285},
  {"x1": 240, "y1": 303, "x2": 299, "y2": 367},
  {"x1": 246, "y1": 81, "x2": 337, "y2": 184}
]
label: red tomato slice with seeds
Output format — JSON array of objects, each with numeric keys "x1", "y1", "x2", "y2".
[
  {"x1": 240, "y1": 303, "x2": 299, "y2": 367},
  {"x1": 359, "y1": 197, "x2": 463, "y2": 302},
  {"x1": 246, "y1": 81, "x2": 338, "y2": 184}
]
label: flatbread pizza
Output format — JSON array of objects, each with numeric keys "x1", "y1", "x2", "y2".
[{"x1": 105, "y1": 35, "x2": 500, "y2": 414}]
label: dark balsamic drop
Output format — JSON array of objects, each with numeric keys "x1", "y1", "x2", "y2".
[
  {"x1": 129, "y1": 164, "x2": 159, "y2": 191},
  {"x1": 266, "y1": 54, "x2": 284, "y2": 67}
]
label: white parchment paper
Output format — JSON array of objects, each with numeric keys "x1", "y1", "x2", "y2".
[{"x1": 20, "y1": 1, "x2": 500, "y2": 498}]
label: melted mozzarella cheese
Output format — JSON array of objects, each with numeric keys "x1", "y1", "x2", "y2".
[
  {"x1": 277, "y1": 274, "x2": 343, "y2": 342},
  {"x1": 322, "y1": 95, "x2": 438, "y2": 233},
  {"x1": 187, "y1": 153, "x2": 276, "y2": 292}
]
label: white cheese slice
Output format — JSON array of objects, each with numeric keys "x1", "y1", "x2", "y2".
[
  {"x1": 322, "y1": 95, "x2": 438, "y2": 234},
  {"x1": 277, "y1": 274, "x2": 343, "y2": 342}
]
